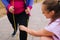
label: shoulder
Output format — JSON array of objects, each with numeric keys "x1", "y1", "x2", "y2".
[
  {"x1": 49, "y1": 18, "x2": 60, "y2": 27},
  {"x1": 45, "y1": 18, "x2": 60, "y2": 31}
]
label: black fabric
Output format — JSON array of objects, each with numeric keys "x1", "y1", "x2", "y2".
[
  {"x1": 20, "y1": 30, "x2": 27, "y2": 40},
  {"x1": 7, "y1": 11, "x2": 29, "y2": 40}
]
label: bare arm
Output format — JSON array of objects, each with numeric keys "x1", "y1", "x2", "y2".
[{"x1": 20, "y1": 26, "x2": 54, "y2": 37}]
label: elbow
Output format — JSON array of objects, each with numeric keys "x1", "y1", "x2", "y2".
[
  {"x1": 1, "y1": 0, "x2": 4, "y2": 3},
  {"x1": 1, "y1": 0, "x2": 3, "y2": 3},
  {"x1": 31, "y1": 33, "x2": 53, "y2": 37},
  {"x1": 40, "y1": 32, "x2": 54, "y2": 37}
]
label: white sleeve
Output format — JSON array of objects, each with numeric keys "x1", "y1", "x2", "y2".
[{"x1": 45, "y1": 22, "x2": 60, "y2": 38}]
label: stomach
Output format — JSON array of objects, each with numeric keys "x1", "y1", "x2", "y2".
[{"x1": 10, "y1": 1, "x2": 25, "y2": 14}]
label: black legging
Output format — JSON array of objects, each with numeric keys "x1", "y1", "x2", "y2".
[{"x1": 7, "y1": 11, "x2": 29, "y2": 40}]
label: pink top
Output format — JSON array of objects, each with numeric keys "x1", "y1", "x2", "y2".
[
  {"x1": 45, "y1": 18, "x2": 60, "y2": 40},
  {"x1": 9, "y1": 0, "x2": 25, "y2": 14}
]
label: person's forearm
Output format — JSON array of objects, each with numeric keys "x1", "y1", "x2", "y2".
[
  {"x1": 26, "y1": 0, "x2": 33, "y2": 10},
  {"x1": 2, "y1": 0, "x2": 11, "y2": 9},
  {"x1": 25, "y1": 28, "x2": 53, "y2": 37},
  {"x1": 25, "y1": 28, "x2": 41, "y2": 37},
  {"x1": 29, "y1": 0, "x2": 34, "y2": 6}
]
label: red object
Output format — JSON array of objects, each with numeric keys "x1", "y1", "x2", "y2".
[{"x1": 9, "y1": 0, "x2": 25, "y2": 14}]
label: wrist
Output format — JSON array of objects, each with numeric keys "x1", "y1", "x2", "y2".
[
  {"x1": 7, "y1": 4, "x2": 11, "y2": 10},
  {"x1": 27, "y1": 6, "x2": 32, "y2": 10}
]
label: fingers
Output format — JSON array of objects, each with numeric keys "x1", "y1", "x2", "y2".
[
  {"x1": 25, "y1": 9, "x2": 29, "y2": 14},
  {"x1": 9, "y1": 6, "x2": 14, "y2": 13},
  {"x1": 25, "y1": 7, "x2": 31, "y2": 14},
  {"x1": 19, "y1": 25, "x2": 27, "y2": 31}
]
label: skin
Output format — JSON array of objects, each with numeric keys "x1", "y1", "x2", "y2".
[
  {"x1": 20, "y1": 4, "x2": 55, "y2": 40},
  {"x1": 42, "y1": 5, "x2": 54, "y2": 19},
  {"x1": 25, "y1": 7, "x2": 31, "y2": 14},
  {"x1": 9, "y1": 6, "x2": 14, "y2": 13},
  {"x1": 9, "y1": 6, "x2": 31, "y2": 14}
]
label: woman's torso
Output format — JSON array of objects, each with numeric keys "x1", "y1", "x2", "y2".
[{"x1": 10, "y1": 0, "x2": 25, "y2": 14}]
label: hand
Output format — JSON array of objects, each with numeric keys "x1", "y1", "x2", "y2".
[
  {"x1": 20, "y1": 25, "x2": 27, "y2": 31},
  {"x1": 25, "y1": 7, "x2": 31, "y2": 14},
  {"x1": 9, "y1": 6, "x2": 14, "y2": 13}
]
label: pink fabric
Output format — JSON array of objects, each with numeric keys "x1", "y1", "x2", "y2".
[
  {"x1": 27, "y1": 6, "x2": 32, "y2": 10},
  {"x1": 7, "y1": 4, "x2": 11, "y2": 10},
  {"x1": 9, "y1": 0, "x2": 25, "y2": 14},
  {"x1": 45, "y1": 18, "x2": 60, "y2": 40}
]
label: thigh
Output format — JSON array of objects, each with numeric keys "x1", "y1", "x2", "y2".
[
  {"x1": 40, "y1": 36, "x2": 53, "y2": 40},
  {"x1": 7, "y1": 12, "x2": 18, "y2": 27},
  {"x1": 7, "y1": 12, "x2": 14, "y2": 24},
  {"x1": 17, "y1": 12, "x2": 29, "y2": 27}
]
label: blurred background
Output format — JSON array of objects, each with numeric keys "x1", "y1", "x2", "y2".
[{"x1": 0, "y1": 0, "x2": 7, "y2": 17}]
